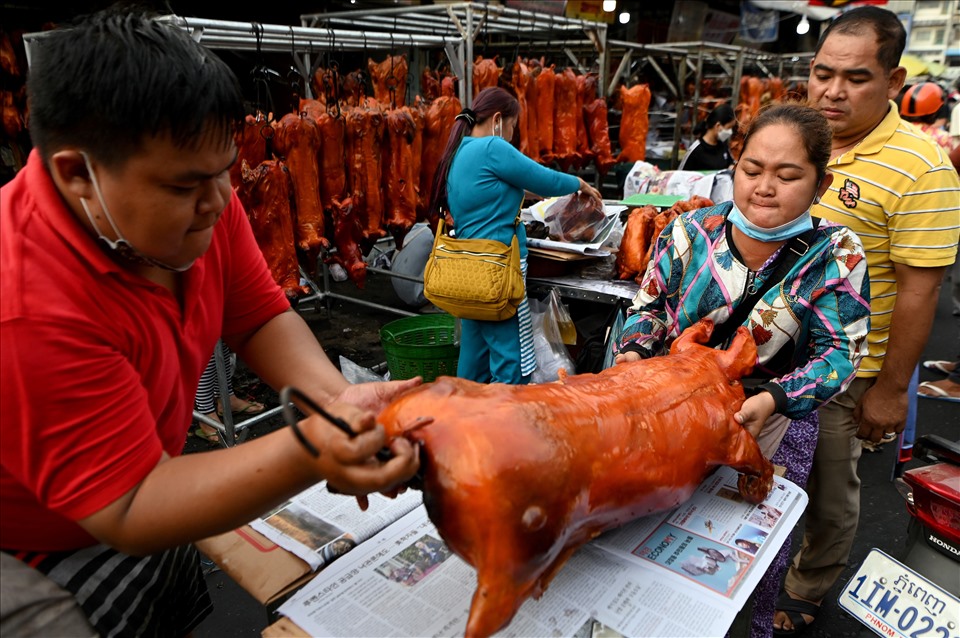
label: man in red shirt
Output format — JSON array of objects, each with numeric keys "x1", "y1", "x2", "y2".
[{"x1": 0, "y1": 8, "x2": 419, "y2": 636}]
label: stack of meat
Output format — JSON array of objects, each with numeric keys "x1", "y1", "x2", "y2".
[
  {"x1": 234, "y1": 53, "x2": 463, "y2": 292},
  {"x1": 234, "y1": 52, "x2": 626, "y2": 295},
  {"x1": 498, "y1": 56, "x2": 617, "y2": 176},
  {"x1": 615, "y1": 195, "x2": 714, "y2": 283}
]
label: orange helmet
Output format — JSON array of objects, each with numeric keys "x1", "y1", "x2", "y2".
[{"x1": 900, "y1": 82, "x2": 944, "y2": 118}]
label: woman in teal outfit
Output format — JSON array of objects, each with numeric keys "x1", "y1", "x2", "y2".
[{"x1": 428, "y1": 87, "x2": 601, "y2": 384}]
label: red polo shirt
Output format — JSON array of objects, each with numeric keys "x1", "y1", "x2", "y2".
[{"x1": 0, "y1": 151, "x2": 291, "y2": 551}]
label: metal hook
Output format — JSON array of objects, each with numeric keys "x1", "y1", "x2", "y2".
[
  {"x1": 513, "y1": 10, "x2": 523, "y2": 62},
  {"x1": 252, "y1": 22, "x2": 264, "y2": 60}
]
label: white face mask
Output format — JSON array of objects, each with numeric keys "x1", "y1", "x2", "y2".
[
  {"x1": 718, "y1": 128, "x2": 733, "y2": 143},
  {"x1": 78, "y1": 151, "x2": 194, "y2": 272}
]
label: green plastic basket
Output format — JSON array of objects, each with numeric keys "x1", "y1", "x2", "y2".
[{"x1": 380, "y1": 314, "x2": 460, "y2": 382}]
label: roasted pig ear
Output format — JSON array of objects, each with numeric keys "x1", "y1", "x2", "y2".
[{"x1": 377, "y1": 320, "x2": 773, "y2": 638}]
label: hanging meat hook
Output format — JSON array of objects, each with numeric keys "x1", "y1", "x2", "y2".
[
  {"x1": 287, "y1": 26, "x2": 305, "y2": 116},
  {"x1": 386, "y1": 31, "x2": 398, "y2": 109},
  {"x1": 324, "y1": 25, "x2": 342, "y2": 119},
  {"x1": 249, "y1": 22, "x2": 278, "y2": 130},
  {"x1": 512, "y1": 10, "x2": 523, "y2": 63}
]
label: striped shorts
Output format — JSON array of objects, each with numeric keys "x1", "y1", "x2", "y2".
[{"x1": 6, "y1": 543, "x2": 212, "y2": 638}]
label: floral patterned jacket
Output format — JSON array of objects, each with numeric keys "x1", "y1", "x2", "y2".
[{"x1": 615, "y1": 201, "x2": 871, "y2": 419}]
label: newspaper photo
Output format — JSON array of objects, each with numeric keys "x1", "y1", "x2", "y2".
[
  {"x1": 249, "y1": 482, "x2": 423, "y2": 570},
  {"x1": 279, "y1": 466, "x2": 808, "y2": 637}
]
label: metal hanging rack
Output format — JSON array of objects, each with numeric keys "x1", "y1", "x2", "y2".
[{"x1": 300, "y1": 2, "x2": 608, "y2": 107}]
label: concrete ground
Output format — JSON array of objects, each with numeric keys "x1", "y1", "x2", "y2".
[{"x1": 193, "y1": 272, "x2": 959, "y2": 638}]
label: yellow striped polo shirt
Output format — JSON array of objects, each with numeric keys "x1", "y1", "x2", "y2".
[{"x1": 814, "y1": 102, "x2": 960, "y2": 377}]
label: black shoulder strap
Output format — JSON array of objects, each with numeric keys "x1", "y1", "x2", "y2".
[{"x1": 707, "y1": 218, "x2": 820, "y2": 348}]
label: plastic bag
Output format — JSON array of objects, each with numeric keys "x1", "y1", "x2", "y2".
[
  {"x1": 339, "y1": 356, "x2": 386, "y2": 384},
  {"x1": 543, "y1": 192, "x2": 608, "y2": 243},
  {"x1": 546, "y1": 288, "x2": 577, "y2": 346},
  {"x1": 530, "y1": 289, "x2": 576, "y2": 384}
]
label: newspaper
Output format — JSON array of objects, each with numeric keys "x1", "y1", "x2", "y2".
[
  {"x1": 279, "y1": 466, "x2": 807, "y2": 637},
  {"x1": 249, "y1": 482, "x2": 423, "y2": 571}
]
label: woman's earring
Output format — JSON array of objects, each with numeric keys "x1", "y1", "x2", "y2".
[{"x1": 494, "y1": 118, "x2": 502, "y2": 138}]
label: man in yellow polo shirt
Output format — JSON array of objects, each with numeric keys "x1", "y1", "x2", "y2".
[{"x1": 773, "y1": 6, "x2": 960, "y2": 637}]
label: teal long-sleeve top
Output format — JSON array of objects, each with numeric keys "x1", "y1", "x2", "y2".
[{"x1": 446, "y1": 136, "x2": 581, "y2": 259}]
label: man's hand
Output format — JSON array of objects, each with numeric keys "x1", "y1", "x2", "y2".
[
  {"x1": 734, "y1": 392, "x2": 776, "y2": 440},
  {"x1": 302, "y1": 401, "x2": 420, "y2": 509},
  {"x1": 613, "y1": 351, "x2": 641, "y2": 365},
  {"x1": 337, "y1": 378, "x2": 422, "y2": 414},
  {"x1": 854, "y1": 383, "x2": 907, "y2": 443}
]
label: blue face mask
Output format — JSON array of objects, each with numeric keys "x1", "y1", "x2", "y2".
[{"x1": 727, "y1": 203, "x2": 813, "y2": 242}]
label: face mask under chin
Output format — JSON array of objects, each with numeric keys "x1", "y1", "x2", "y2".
[
  {"x1": 727, "y1": 203, "x2": 814, "y2": 242},
  {"x1": 78, "y1": 152, "x2": 194, "y2": 273}
]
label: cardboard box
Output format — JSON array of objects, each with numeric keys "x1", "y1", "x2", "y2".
[
  {"x1": 196, "y1": 525, "x2": 314, "y2": 611},
  {"x1": 262, "y1": 617, "x2": 310, "y2": 637}
]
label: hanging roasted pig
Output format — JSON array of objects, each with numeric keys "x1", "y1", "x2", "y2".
[
  {"x1": 381, "y1": 107, "x2": 418, "y2": 240},
  {"x1": 472, "y1": 55, "x2": 501, "y2": 99},
  {"x1": 536, "y1": 62, "x2": 556, "y2": 163},
  {"x1": 229, "y1": 112, "x2": 269, "y2": 188},
  {"x1": 574, "y1": 73, "x2": 596, "y2": 169},
  {"x1": 235, "y1": 159, "x2": 306, "y2": 298},
  {"x1": 524, "y1": 59, "x2": 541, "y2": 161},
  {"x1": 618, "y1": 83, "x2": 651, "y2": 163},
  {"x1": 419, "y1": 83, "x2": 461, "y2": 224},
  {"x1": 272, "y1": 111, "x2": 328, "y2": 277},
  {"x1": 405, "y1": 103, "x2": 426, "y2": 220},
  {"x1": 584, "y1": 97, "x2": 617, "y2": 176},
  {"x1": 344, "y1": 105, "x2": 386, "y2": 246},
  {"x1": 378, "y1": 320, "x2": 774, "y2": 638},
  {"x1": 421, "y1": 65, "x2": 441, "y2": 102},
  {"x1": 510, "y1": 57, "x2": 533, "y2": 158},
  {"x1": 552, "y1": 68, "x2": 580, "y2": 171},
  {"x1": 369, "y1": 54, "x2": 408, "y2": 108}
]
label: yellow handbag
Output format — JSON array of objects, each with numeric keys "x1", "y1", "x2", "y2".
[{"x1": 422, "y1": 216, "x2": 525, "y2": 321}]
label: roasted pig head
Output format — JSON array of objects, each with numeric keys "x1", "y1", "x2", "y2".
[{"x1": 377, "y1": 320, "x2": 773, "y2": 638}]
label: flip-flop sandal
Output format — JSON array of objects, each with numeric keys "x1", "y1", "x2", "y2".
[
  {"x1": 773, "y1": 593, "x2": 819, "y2": 637},
  {"x1": 922, "y1": 360, "x2": 957, "y2": 375},
  {"x1": 917, "y1": 381, "x2": 960, "y2": 403},
  {"x1": 192, "y1": 426, "x2": 220, "y2": 442},
  {"x1": 232, "y1": 400, "x2": 265, "y2": 416}
]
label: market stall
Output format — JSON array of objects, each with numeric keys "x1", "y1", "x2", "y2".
[{"x1": 604, "y1": 39, "x2": 813, "y2": 170}]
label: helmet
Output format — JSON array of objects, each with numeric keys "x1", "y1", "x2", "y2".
[{"x1": 900, "y1": 82, "x2": 944, "y2": 118}]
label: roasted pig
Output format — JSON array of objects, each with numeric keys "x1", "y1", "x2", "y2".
[{"x1": 378, "y1": 320, "x2": 773, "y2": 638}]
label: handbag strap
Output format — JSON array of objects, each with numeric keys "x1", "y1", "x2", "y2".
[
  {"x1": 707, "y1": 218, "x2": 820, "y2": 348},
  {"x1": 442, "y1": 207, "x2": 522, "y2": 236}
]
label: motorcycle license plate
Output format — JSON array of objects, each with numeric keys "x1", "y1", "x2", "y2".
[{"x1": 839, "y1": 548, "x2": 959, "y2": 638}]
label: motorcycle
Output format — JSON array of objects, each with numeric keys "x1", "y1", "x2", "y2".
[{"x1": 838, "y1": 434, "x2": 959, "y2": 638}]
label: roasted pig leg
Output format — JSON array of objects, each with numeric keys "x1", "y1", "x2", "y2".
[{"x1": 378, "y1": 320, "x2": 773, "y2": 638}]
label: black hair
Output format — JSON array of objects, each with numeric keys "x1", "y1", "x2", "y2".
[
  {"x1": 428, "y1": 86, "x2": 520, "y2": 216},
  {"x1": 694, "y1": 103, "x2": 735, "y2": 137},
  {"x1": 815, "y1": 6, "x2": 906, "y2": 73},
  {"x1": 740, "y1": 101, "x2": 832, "y2": 181},
  {"x1": 27, "y1": 5, "x2": 245, "y2": 167}
]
